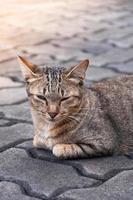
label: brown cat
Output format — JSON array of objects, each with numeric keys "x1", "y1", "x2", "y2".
[{"x1": 18, "y1": 56, "x2": 133, "y2": 159}]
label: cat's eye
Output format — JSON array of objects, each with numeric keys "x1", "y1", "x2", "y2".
[
  {"x1": 36, "y1": 95, "x2": 47, "y2": 101},
  {"x1": 61, "y1": 96, "x2": 71, "y2": 102}
]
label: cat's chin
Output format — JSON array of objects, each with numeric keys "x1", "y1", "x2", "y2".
[{"x1": 47, "y1": 118, "x2": 56, "y2": 122}]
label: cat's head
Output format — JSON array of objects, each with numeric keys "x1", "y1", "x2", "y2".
[{"x1": 18, "y1": 56, "x2": 89, "y2": 123}]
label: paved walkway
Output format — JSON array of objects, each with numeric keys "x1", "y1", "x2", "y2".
[{"x1": 0, "y1": 0, "x2": 133, "y2": 199}]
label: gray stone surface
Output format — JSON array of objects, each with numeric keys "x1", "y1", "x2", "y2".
[
  {"x1": 0, "y1": 124, "x2": 33, "y2": 151},
  {"x1": 0, "y1": 76, "x2": 22, "y2": 88},
  {"x1": 17, "y1": 140, "x2": 34, "y2": 149},
  {"x1": 0, "y1": 60, "x2": 19, "y2": 75},
  {"x1": 0, "y1": 102, "x2": 32, "y2": 122},
  {"x1": 86, "y1": 67, "x2": 120, "y2": 81},
  {"x1": 0, "y1": 0, "x2": 133, "y2": 199},
  {"x1": 57, "y1": 170, "x2": 133, "y2": 200},
  {"x1": 107, "y1": 61, "x2": 133, "y2": 74},
  {"x1": 52, "y1": 39, "x2": 112, "y2": 55},
  {"x1": 0, "y1": 87, "x2": 27, "y2": 105},
  {"x1": 109, "y1": 35, "x2": 133, "y2": 48},
  {"x1": 93, "y1": 48, "x2": 133, "y2": 67},
  {"x1": 23, "y1": 146, "x2": 133, "y2": 180},
  {"x1": 0, "y1": 49, "x2": 15, "y2": 63},
  {"x1": 0, "y1": 119, "x2": 10, "y2": 126},
  {"x1": 0, "y1": 181, "x2": 39, "y2": 200},
  {"x1": 66, "y1": 156, "x2": 133, "y2": 180},
  {"x1": 0, "y1": 148, "x2": 97, "y2": 198}
]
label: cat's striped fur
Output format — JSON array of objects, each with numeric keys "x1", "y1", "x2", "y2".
[{"x1": 18, "y1": 56, "x2": 133, "y2": 159}]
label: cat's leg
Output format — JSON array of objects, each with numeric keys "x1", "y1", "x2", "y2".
[
  {"x1": 33, "y1": 135, "x2": 52, "y2": 150},
  {"x1": 52, "y1": 143, "x2": 88, "y2": 158},
  {"x1": 76, "y1": 142, "x2": 113, "y2": 157},
  {"x1": 52, "y1": 142, "x2": 113, "y2": 159}
]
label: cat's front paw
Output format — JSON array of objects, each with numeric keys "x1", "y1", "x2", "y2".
[
  {"x1": 53, "y1": 143, "x2": 80, "y2": 159},
  {"x1": 53, "y1": 144, "x2": 66, "y2": 158},
  {"x1": 53, "y1": 143, "x2": 89, "y2": 159}
]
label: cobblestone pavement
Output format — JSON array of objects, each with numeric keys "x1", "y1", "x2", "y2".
[{"x1": 0, "y1": 0, "x2": 133, "y2": 199}]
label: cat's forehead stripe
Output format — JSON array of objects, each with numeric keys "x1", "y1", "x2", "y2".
[{"x1": 44, "y1": 67, "x2": 63, "y2": 94}]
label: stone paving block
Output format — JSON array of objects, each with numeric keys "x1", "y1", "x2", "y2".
[
  {"x1": 86, "y1": 67, "x2": 119, "y2": 81},
  {"x1": 66, "y1": 156, "x2": 133, "y2": 180},
  {"x1": 0, "y1": 59, "x2": 20, "y2": 75},
  {"x1": 81, "y1": 42, "x2": 112, "y2": 56},
  {"x1": 3, "y1": 31, "x2": 48, "y2": 48},
  {"x1": 79, "y1": 21, "x2": 111, "y2": 36},
  {"x1": 0, "y1": 76, "x2": 22, "y2": 88},
  {"x1": 108, "y1": 35, "x2": 133, "y2": 48},
  {"x1": 21, "y1": 44, "x2": 86, "y2": 63},
  {"x1": 107, "y1": 61, "x2": 133, "y2": 74},
  {"x1": 0, "y1": 49, "x2": 15, "y2": 63},
  {"x1": 55, "y1": 48, "x2": 87, "y2": 62},
  {"x1": 52, "y1": 39, "x2": 112, "y2": 56},
  {"x1": 0, "y1": 101, "x2": 32, "y2": 122},
  {"x1": 0, "y1": 148, "x2": 98, "y2": 198},
  {"x1": 16, "y1": 141, "x2": 59, "y2": 162},
  {"x1": 93, "y1": 48, "x2": 133, "y2": 67},
  {"x1": 20, "y1": 44, "x2": 59, "y2": 56},
  {"x1": 0, "y1": 181, "x2": 39, "y2": 200},
  {"x1": 55, "y1": 22, "x2": 85, "y2": 38},
  {"x1": 0, "y1": 123, "x2": 33, "y2": 151},
  {"x1": 6, "y1": 71, "x2": 25, "y2": 82},
  {"x1": 113, "y1": 15, "x2": 133, "y2": 27},
  {"x1": 0, "y1": 119, "x2": 10, "y2": 126},
  {"x1": 0, "y1": 23, "x2": 30, "y2": 41},
  {"x1": 17, "y1": 140, "x2": 33, "y2": 149},
  {"x1": 31, "y1": 54, "x2": 60, "y2": 66},
  {"x1": 17, "y1": 48, "x2": 57, "y2": 66},
  {"x1": 27, "y1": 148, "x2": 133, "y2": 180},
  {"x1": 88, "y1": 10, "x2": 129, "y2": 22},
  {"x1": 89, "y1": 26, "x2": 133, "y2": 41},
  {"x1": 57, "y1": 170, "x2": 133, "y2": 200},
  {"x1": 0, "y1": 87, "x2": 27, "y2": 105}
]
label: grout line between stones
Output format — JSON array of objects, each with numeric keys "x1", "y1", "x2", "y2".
[
  {"x1": 52, "y1": 169, "x2": 133, "y2": 199},
  {"x1": 20, "y1": 148, "x2": 104, "y2": 181},
  {"x1": 3, "y1": 144, "x2": 133, "y2": 199},
  {"x1": 22, "y1": 147, "x2": 133, "y2": 183},
  {"x1": 0, "y1": 115, "x2": 32, "y2": 126},
  {"x1": 0, "y1": 176, "x2": 46, "y2": 200},
  {"x1": 0, "y1": 98, "x2": 28, "y2": 106},
  {"x1": 0, "y1": 139, "x2": 33, "y2": 153}
]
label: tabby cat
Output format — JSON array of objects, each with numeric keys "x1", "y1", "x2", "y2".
[{"x1": 18, "y1": 56, "x2": 133, "y2": 159}]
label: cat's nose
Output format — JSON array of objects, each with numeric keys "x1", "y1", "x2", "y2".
[{"x1": 48, "y1": 112, "x2": 58, "y2": 119}]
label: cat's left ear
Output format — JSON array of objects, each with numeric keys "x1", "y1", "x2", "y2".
[
  {"x1": 66, "y1": 59, "x2": 89, "y2": 83},
  {"x1": 17, "y1": 56, "x2": 41, "y2": 81}
]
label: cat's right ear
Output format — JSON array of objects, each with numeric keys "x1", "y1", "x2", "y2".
[
  {"x1": 17, "y1": 56, "x2": 41, "y2": 81},
  {"x1": 66, "y1": 59, "x2": 89, "y2": 84}
]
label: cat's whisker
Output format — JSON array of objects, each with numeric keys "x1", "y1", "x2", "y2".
[
  {"x1": 58, "y1": 113, "x2": 79, "y2": 123},
  {"x1": 67, "y1": 116, "x2": 80, "y2": 123},
  {"x1": 36, "y1": 110, "x2": 46, "y2": 116}
]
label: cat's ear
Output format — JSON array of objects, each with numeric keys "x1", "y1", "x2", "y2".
[
  {"x1": 17, "y1": 56, "x2": 41, "y2": 81},
  {"x1": 66, "y1": 59, "x2": 89, "y2": 83}
]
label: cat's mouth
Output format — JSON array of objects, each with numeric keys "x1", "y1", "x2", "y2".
[
  {"x1": 47, "y1": 114, "x2": 62, "y2": 122},
  {"x1": 36, "y1": 109, "x2": 76, "y2": 123},
  {"x1": 36, "y1": 109, "x2": 60, "y2": 122}
]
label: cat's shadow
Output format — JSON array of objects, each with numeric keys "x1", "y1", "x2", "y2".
[{"x1": 29, "y1": 147, "x2": 133, "y2": 162}]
